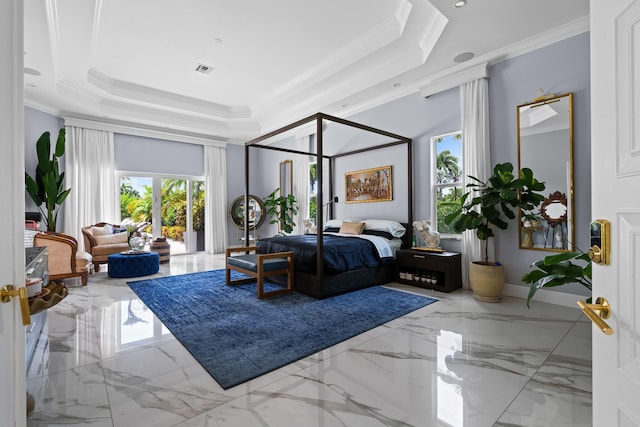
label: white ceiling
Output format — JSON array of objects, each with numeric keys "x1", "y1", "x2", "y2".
[{"x1": 23, "y1": 0, "x2": 589, "y2": 143}]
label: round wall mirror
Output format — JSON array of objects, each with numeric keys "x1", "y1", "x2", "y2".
[
  {"x1": 540, "y1": 191, "x2": 568, "y2": 228},
  {"x1": 229, "y1": 195, "x2": 265, "y2": 230}
]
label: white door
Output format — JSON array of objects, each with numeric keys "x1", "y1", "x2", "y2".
[
  {"x1": 0, "y1": 0, "x2": 27, "y2": 425},
  {"x1": 591, "y1": 0, "x2": 640, "y2": 425}
]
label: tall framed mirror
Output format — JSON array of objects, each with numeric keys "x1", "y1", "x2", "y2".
[
  {"x1": 279, "y1": 160, "x2": 292, "y2": 197},
  {"x1": 517, "y1": 93, "x2": 574, "y2": 251}
]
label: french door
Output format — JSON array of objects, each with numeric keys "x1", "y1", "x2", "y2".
[{"x1": 117, "y1": 173, "x2": 205, "y2": 254}]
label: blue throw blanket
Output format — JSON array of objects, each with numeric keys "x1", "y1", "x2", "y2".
[{"x1": 257, "y1": 234, "x2": 384, "y2": 273}]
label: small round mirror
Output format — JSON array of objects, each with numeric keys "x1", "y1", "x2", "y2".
[
  {"x1": 229, "y1": 195, "x2": 265, "y2": 230},
  {"x1": 540, "y1": 191, "x2": 568, "y2": 228}
]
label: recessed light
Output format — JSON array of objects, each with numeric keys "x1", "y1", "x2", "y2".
[
  {"x1": 453, "y1": 52, "x2": 474, "y2": 63},
  {"x1": 24, "y1": 67, "x2": 41, "y2": 76},
  {"x1": 342, "y1": 103, "x2": 349, "y2": 108},
  {"x1": 393, "y1": 83, "x2": 401, "y2": 88},
  {"x1": 455, "y1": 0, "x2": 467, "y2": 7},
  {"x1": 214, "y1": 38, "x2": 223, "y2": 44}
]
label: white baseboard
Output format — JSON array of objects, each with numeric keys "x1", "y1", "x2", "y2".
[{"x1": 502, "y1": 283, "x2": 585, "y2": 308}]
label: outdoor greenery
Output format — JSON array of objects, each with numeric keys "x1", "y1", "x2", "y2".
[
  {"x1": 119, "y1": 178, "x2": 204, "y2": 242},
  {"x1": 522, "y1": 251, "x2": 592, "y2": 307},
  {"x1": 435, "y1": 134, "x2": 462, "y2": 235},
  {"x1": 25, "y1": 128, "x2": 71, "y2": 232}
]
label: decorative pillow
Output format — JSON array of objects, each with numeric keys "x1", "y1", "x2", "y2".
[
  {"x1": 94, "y1": 232, "x2": 127, "y2": 246},
  {"x1": 339, "y1": 221, "x2": 366, "y2": 235},
  {"x1": 324, "y1": 218, "x2": 362, "y2": 229},
  {"x1": 90, "y1": 225, "x2": 113, "y2": 236},
  {"x1": 362, "y1": 219, "x2": 406, "y2": 237}
]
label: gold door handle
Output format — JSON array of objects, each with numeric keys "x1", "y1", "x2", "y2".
[
  {"x1": 1, "y1": 285, "x2": 31, "y2": 326},
  {"x1": 577, "y1": 297, "x2": 613, "y2": 335}
]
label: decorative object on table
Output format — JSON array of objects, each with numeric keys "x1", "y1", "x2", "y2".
[
  {"x1": 120, "y1": 218, "x2": 150, "y2": 250},
  {"x1": 263, "y1": 188, "x2": 298, "y2": 235},
  {"x1": 24, "y1": 128, "x2": 71, "y2": 232},
  {"x1": 28, "y1": 281, "x2": 69, "y2": 315},
  {"x1": 345, "y1": 165, "x2": 392, "y2": 203},
  {"x1": 522, "y1": 251, "x2": 591, "y2": 307},
  {"x1": 25, "y1": 277, "x2": 43, "y2": 299},
  {"x1": 127, "y1": 269, "x2": 437, "y2": 389},
  {"x1": 303, "y1": 218, "x2": 317, "y2": 234},
  {"x1": 445, "y1": 163, "x2": 546, "y2": 302},
  {"x1": 128, "y1": 236, "x2": 145, "y2": 251},
  {"x1": 413, "y1": 220, "x2": 440, "y2": 248}
]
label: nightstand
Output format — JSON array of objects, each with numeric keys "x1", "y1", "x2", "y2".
[{"x1": 396, "y1": 249, "x2": 462, "y2": 292}]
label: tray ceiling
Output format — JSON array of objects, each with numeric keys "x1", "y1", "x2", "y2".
[{"x1": 24, "y1": 0, "x2": 589, "y2": 143}]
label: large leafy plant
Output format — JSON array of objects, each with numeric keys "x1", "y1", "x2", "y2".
[
  {"x1": 445, "y1": 162, "x2": 546, "y2": 264},
  {"x1": 522, "y1": 251, "x2": 592, "y2": 307},
  {"x1": 25, "y1": 129, "x2": 71, "y2": 232},
  {"x1": 263, "y1": 188, "x2": 298, "y2": 235}
]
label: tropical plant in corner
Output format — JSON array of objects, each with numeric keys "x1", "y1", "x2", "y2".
[
  {"x1": 25, "y1": 128, "x2": 71, "y2": 232},
  {"x1": 522, "y1": 251, "x2": 592, "y2": 307},
  {"x1": 444, "y1": 162, "x2": 546, "y2": 302},
  {"x1": 445, "y1": 162, "x2": 546, "y2": 264},
  {"x1": 264, "y1": 188, "x2": 298, "y2": 235}
]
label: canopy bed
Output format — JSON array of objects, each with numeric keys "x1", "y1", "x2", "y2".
[{"x1": 242, "y1": 113, "x2": 413, "y2": 298}]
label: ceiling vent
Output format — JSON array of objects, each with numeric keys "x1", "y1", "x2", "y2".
[{"x1": 194, "y1": 64, "x2": 213, "y2": 74}]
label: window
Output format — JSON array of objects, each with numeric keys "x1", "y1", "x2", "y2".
[
  {"x1": 432, "y1": 131, "x2": 462, "y2": 235},
  {"x1": 308, "y1": 162, "x2": 317, "y2": 224}
]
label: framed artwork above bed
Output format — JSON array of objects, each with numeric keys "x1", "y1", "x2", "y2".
[{"x1": 345, "y1": 165, "x2": 393, "y2": 203}]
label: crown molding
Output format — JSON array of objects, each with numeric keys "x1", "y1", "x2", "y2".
[
  {"x1": 63, "y1": 115, "x2": 228, "y2": 147},
  {"x1": 420, "y1": 62, "x2": 489, "y2": 98}
]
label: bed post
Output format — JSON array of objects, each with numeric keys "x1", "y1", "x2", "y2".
[
  {"x1": 316, "y1": 114, "x2": 324, "y2": 279},
  {"x1": 407, "y1": 139, "x2": 413, "y2": 245},
  {"x1": 244, "y1": 143, "x2": 250, "y2": 246}
]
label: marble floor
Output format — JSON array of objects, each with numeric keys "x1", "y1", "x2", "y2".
[{"x1": 26, "y1": 253, "x2": 592, "y2": 426}]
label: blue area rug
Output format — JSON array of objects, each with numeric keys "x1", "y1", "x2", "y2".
[{"x1": 127, "y1": 269, "x2": 437, "y2": 389}]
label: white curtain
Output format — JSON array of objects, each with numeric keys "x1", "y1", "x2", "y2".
[
  {"x1": 204, "y1": 145, "x2": 228, "y2": 253},
  {"x1": 63, "y1": 126, "x2": 115, "y2": 249},
  {"x1": 460, "y1": 78, "x2": 492, "y2": 289},
  {"x1": 294, "y1": 135, "x2": 310, "y2": 234}
]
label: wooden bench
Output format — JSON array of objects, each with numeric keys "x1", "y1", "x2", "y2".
[{"x1": 225, "y1": 246, "x2": 294, "y2": 299}]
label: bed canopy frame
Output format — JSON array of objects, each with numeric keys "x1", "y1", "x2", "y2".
[{"x1": 243, "y1": 112, "x2": 413, "y2": 291}]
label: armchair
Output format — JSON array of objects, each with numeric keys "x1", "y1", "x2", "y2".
[
  {"x1": 82, "y1": 222, "x2": 129, "y2": 271},
  {"x1": 33, "y1": 233, "x2": 92, "y2": 286}
]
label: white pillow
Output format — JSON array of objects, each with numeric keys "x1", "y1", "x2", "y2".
[
  {"x1": 94, "y1": 232, "x2": 127, "y2": 245},
  {"x1": 90, "y1": 225, "x2": 113, "y2": 236},
  {"x1": 362, "y1": 219, "x2": 406, "y2": 237},
  {"x1": 325, "y1": 218, "x2": 362, "y2": 229}
]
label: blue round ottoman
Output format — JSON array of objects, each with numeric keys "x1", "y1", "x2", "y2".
[{"x1": 108, "y1": 251, "x2": 160, "y2": 278}]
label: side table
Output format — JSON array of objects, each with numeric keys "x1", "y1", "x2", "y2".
[{"x1": 396, "y1": 248, "x2": 462, "y2": 292}]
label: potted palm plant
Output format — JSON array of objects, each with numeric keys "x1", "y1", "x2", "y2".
[
  {"x1": 445, "y1": 162, "x2": 546, "y2": 302},
  {"x1": 263, "y1": 188, "x2": 298, "y2": 235},
  {"x1": 25, "y1": 128, "x2": 71, "y2": 232}
]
